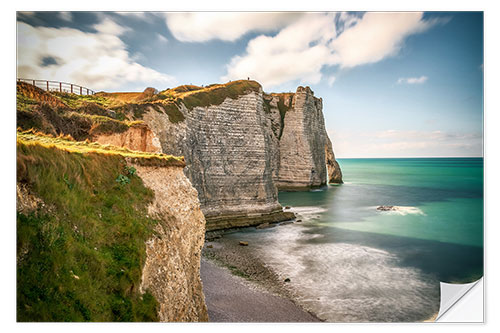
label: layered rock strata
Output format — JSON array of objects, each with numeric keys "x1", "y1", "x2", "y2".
[
  {"x1": 94, "y1": 123, "x2": 162, "y2": 153},
  {"x1": 104, "y1": 81, "x2": 341, "y2": 230},
  {"x1": 134, "y1": 163, "x2": 209, "y2": 322},
  {"x1": 141, "y1": 88, "x2": 294, "y2": 230}
]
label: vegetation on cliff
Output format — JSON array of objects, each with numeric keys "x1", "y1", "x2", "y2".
[
  {"x1": 16, "y1": 132, "x2": 187, "y2": 321},
  {"x1": 17, "y1": 80, "x2": 263, "y2": 136},
  {"x1": 17, "y1": 130, "x2": 185, "y2": 167},
  {"x1": 167, "y1": 80, "x2": 261, "y2": 111}
]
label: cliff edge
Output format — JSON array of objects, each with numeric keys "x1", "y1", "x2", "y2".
[
  {"x1": 16, "y1": 131, "x2": 208, "y2": 321},
  {"x1": 16, "y1": 80, "x2": 342, "y2": 231}
]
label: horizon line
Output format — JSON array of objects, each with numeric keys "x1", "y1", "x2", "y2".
[{"x1": 336, "y1": 156, "x2": 484, "y2": 159}]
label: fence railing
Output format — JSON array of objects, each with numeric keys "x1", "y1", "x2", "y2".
[{"x1": 17, "y1": 78, "x2": 96, "y2": 95}]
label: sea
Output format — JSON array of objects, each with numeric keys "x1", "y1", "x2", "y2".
[{"x1": 223, "y1": 158, "x2": 484, "y2": 322}]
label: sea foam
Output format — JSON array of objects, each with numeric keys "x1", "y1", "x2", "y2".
[{"x1": 375, "y1": 205, "x2": 426, "y2": 216}]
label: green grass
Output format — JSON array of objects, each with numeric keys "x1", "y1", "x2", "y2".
[
  {"x1": 17, "y1": 130, "x2": 185, "y2": 167},
  {"x1": 82, "y1": 114, "x2": 136, "y2": 135},
  {"x1": 16, "y1": 92, "x2": 38, "y2": 112},
  {"x1": 18, "y1": 80, "x2": 260, "y2": 129},
  {"x1": 179, "y1": 80, "x2": 261, "y2": 111},
  {"x1": 52, "y1": 92, "x2": 117, "y2": 109},
  {"x1": 16, "y1": 136, "x2": 168, "y2": 321},
  {"x1": 147, "y1": 80, "x2": 261, "y2": 121}
]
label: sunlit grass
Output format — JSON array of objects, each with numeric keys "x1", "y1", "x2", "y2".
[
  {"x1": 17, "y1": 130, "x2": 185, "y2": 167},
  {"x1": 17, "y1": 133, "x2": 168, "y2": 321}
]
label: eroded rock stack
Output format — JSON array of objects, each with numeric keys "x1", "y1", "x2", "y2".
[{"x1": 265, "y1": 86, "x2": 343, "y2": 190}]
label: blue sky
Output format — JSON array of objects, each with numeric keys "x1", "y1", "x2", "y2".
[{"x1": 16, "y1": 12, "x2": 483, "y2": 157}]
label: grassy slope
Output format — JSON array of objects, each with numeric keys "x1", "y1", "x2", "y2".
[
  {"x1": 159, "y1": 79, "x2": 261, "y2": 111},
  {"x1": 17, "y1": 80, "x2": 262, "y2": 136},
  {"x1": 16, "y1": 133, "x2": 185, "y2": 321}
]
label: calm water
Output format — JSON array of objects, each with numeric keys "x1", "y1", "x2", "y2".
[{"x1": 224, "y1": 158, "x2": 483, "y2": 322}]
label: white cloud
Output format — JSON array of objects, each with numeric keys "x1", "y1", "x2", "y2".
[
  {"x1": 164, "y1": 12, "x2": 303, "y2": 42},
  {"x1": 16, "y1": 21, "x2": 175, "y2": 91},
  {"x1": 223, "y1": 12, "x2": 445, "y2": 88},
  {"x1": 222, "y1": 13, "x2": 337, "y2": 87},
  {"x1": 93, "y1": 17, "x2": 129, "y2": 36},
  {"x1": 58, "y1": 12, "x2": 72, "y2": 22},
  {"x1": 397, "y1": 76, "x2": 428, "y2": 84},
  {"x1": 327, "y1": 75, "x2": 336, "y2": 86},
  {"x1": 330, "y1": 12, "x2": 434, "y2": 68},
  {"x1": 157, "y1": 33, "x2": 168, "y2": 43},
  {"x1": 115, "y1": 12, "x2": 149, "y2": 20}
]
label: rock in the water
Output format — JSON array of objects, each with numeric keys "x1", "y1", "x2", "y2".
[
  {"x1": 284, "y1": 278, "x2": 291, "y2": 282},
  {"x1": 285, "y1": 206, "x2": 291, "y2": 210},
  {"x1": 256, "y1": 222, "x2": 271, "y2": 229},
  {"x1": 279, "y1": 221, "x2": 293, "y2": 226},
  {"x1": 296, "y1": 219, "x2": 302, "y2": 222},
  {"x1": 377, "y1": 205, "x2": 396, "y2": 211},
  {"x1": 239, "y1": 241, "x2": 249, "y2": 246}
]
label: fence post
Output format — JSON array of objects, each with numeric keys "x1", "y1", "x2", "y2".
[
  {"x1": 71, "y1": 84, "x2": 73, "y2": 94},
  {"x1": 59, "y1": 82, "x2": 62, "y2": 92},
  {"x1": 80, "y1": 86, "x2": 82, "y2": 95},
  {"x1": 33, "y1": 80, "x2": 35, "y2": 86},
  {"x1": 47, "y1": 81, "x2": 49, "y2": 91},
  {"x1": 87, "y1": 88, "x2": 89, "y2": 95}
]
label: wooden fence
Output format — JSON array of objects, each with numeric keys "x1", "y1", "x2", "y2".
[{"x1": 17, "y1": 78, "x2": 96, "y2": 95}]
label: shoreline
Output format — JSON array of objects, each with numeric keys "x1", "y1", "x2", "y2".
[
  {"x1": 202, "y1": 227, "x2": 323, "y2": 322},
  {"x1": 202, "y1": 224, "x2": 443, "y2": 323}
]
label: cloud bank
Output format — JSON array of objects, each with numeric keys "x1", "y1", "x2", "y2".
[
  {"x1": 17, "y1": 19, "x2": 175, "y2": 90},
  {"x1": 207, "y1": 12, "x2": 444, "y2": 88}
]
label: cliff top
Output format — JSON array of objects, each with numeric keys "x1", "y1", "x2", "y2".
[
  {"x1": 157, "y1": 79, "x2": 262, "y2": 111},
  {"x1": 17, "y1": 80, "x2": 266, "y2": 138},
  {"x1": 17, "y1": 130, "x2": 186, "y2": 167}
]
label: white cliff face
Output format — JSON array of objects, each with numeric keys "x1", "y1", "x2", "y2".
[
  {"x1": 135, "y1": 164, "x2": 209, "y2": 322},
  {"x1": 133, "y1": 83, "x2": 341, "y2": 230},
  {"x1": 142, "y1": 88, "x2": 291, "y2": 231}
]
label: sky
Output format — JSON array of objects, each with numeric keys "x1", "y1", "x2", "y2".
[{"x1": 16, "y1": 11, "x2": 483, "y2": 158}]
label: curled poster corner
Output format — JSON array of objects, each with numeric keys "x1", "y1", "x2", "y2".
[{"x1": 435, "y1": 277, "x2": 484, "y2": 322}]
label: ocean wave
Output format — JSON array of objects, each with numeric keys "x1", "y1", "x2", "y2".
[
  {"x1": 252, "y1": 228, "x2": 439, "y2": 322},
  {"x1": 286, "y1": 206, "x2": 328, "y2": 222},
  {"x1": 289, "y1": 206, "x2": 328, "y2": 215}
]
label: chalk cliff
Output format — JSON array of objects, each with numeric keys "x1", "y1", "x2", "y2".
[
  {"x1": 124, "y1": 81, "x2": 342, "y2": 230},
  {"x1": 134, "y1": 163, "x2": 208, "y2": 322},
  {"x1": 140, "y1": 83, "x2": 293, "y2": 231},
  {"x1": 17, "y1": 80, "x2": 342, "y2": 232}
]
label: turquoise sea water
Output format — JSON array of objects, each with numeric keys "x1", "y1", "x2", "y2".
[{"x1": 223, "y1": 158, "x2": 483, "y2": 322}]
